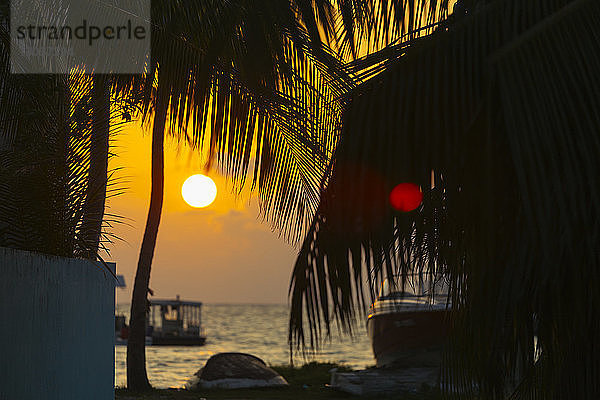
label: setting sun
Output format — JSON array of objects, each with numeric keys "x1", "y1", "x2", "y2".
[{"x1": 182, "y1": 174, "x2": 217, "y2": 208}]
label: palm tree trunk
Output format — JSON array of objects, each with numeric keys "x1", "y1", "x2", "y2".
[
  {"x1": 127, "y1": 83, "x2": 169, "y2": 391},
  {"x1": 80, "y1": 74, "x2": 110, "y2": 259}
]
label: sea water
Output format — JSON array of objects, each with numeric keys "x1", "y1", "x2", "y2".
[{"x1": 115, "y1": 303, "x2": 375, "y2": 388}]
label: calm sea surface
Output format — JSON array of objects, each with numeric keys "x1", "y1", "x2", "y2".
[{"x1": 115, "y1": 303, "x2": 375, "y2": 388}]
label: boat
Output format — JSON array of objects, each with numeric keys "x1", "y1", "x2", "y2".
[
  {"x1": 115, "y1": 291, "x2": 207, "y2": 346},
  {"x1": 147, "y1": 296, "x2": 206, "y2": 346},
  {"x1": 367, "y1": 275, "x2": 451, "y2": 368}
]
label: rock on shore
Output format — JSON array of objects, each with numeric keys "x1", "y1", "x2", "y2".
[{"x1": 186, "y1": 353, "x2": 288, "y2": 390}]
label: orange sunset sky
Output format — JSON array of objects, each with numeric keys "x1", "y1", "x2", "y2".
[{"x1": 106, "y1": 120, "x2": 297, "y2": 305}]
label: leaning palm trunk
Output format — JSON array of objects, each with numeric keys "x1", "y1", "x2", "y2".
[
  {"x1": 127, "y1": 82, "x2": 169, "y2": 391},
  {"x1": 79, "y1": 75, "x2": 110, "y2": 259}
]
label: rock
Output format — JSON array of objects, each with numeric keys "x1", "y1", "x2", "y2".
[{"x1": 186, "y1": 353, "x2": 288, "y2": 390}]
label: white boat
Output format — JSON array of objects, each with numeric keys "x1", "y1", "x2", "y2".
[
  {"x1": 115, "y1": 282, "x2": 206, "y2": 346},
  {"x1": 367, "y1": 275, "x2": 451, "y2": 368},
  {"x1": 147, "y1": 297, "x2": 206, "y2": 346}
]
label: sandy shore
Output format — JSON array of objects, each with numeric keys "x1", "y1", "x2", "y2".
[{"x1": 114, "y1": 363, "x2": 437, "y2": 399}]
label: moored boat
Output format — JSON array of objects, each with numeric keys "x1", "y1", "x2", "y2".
[
  {"x1": 115, "y1": 293, "x2": 207, "y2": 346},
  {"x1": 367, "y1": 277, "x2": 450, "y2": 368},
  {"x1": 148, "y1": 297, "x2": 206, "y2": 346}
]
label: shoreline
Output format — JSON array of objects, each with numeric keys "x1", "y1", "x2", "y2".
[{"x1": 115, "y1": 362, "x2": 440, "y2": 400}]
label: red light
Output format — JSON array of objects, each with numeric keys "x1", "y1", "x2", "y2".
[{"x1": 389, "y1": 183, "x2": 422, "y2": 212}]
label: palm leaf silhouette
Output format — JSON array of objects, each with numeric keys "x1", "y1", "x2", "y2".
[{"x1": 289, "y1": 0, "x2": 600, "y2": 397}]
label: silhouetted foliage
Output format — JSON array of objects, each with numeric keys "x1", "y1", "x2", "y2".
[
  {"x1": 0, "y1": 12, "x2": 127, "y2": 258},
  {"x1": 289, "y1": 0, "x2": 600, "y2": 398}
]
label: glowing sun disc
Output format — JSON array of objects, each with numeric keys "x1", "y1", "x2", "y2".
[{"x1": 182, "y1": 174, "x2": 217, "y2": 208}]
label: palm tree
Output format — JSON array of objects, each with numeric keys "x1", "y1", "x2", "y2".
[
  {"x1": 78, "y1": 75, "x2": 111, "y2": 260},
  {"x1": 289, "y1": 0, "x2": 600, "y2": 398},
  {"x1": 123, "y1": 0, "x2": 470, "y2": 391},
  {"x1": 0, "y1": 7, "x2": 126, "y2": 258},
  {"x1": 117, "y1": 0, "x2": 357, "y2": 390}
]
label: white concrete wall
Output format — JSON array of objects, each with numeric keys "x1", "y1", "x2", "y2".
[{"x1": 0, "y1": 247, "x2": 115, "y2": 400}]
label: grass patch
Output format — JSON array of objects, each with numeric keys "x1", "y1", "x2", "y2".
[{"x1": 271, "y1": 361, "x2": 353, "y2": 387}]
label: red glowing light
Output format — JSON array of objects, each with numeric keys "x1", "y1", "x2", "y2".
[{"x1": 389, "y1": 183, "x2": 422, "y2": 212}]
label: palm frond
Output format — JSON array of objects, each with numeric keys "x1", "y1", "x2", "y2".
[
  {"x1": 0, "y1": 25, "x2": 130, "y2": 257},
  {"x1": 330, "y1": 0, "x2": 453, "y2": 59},
  {"x1": 289, "y1": 0, "x2": 600, "y2": 398},
  {"x1": 112, "y1": 0, "x2": 355, "y2": 243}
]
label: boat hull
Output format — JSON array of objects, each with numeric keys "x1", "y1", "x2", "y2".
[
  {"x1": 367, "y1": 309, "x2": 449, "y2": 368},
  {"x1": 151, "y1": 335, "x2": 207, "y2": 346},
  {"x1": 114, "y1": 336, "x2": 153, "y2": 346},
  {"x1": 115, "y1": 335, "x2": 206, "y2": 346}
]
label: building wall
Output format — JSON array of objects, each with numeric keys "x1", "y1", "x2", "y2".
[{"x1": 0, "y1": 247, "x2": 115, "y2": 400}]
